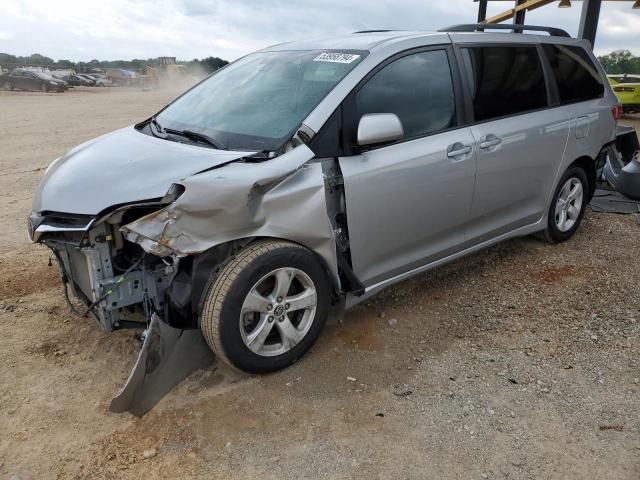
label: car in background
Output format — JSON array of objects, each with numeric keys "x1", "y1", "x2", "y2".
[
  {"x1": 61, "y1": 75, "x2": 80, "y2": 87},
  {"x1": 86, "y1": 73, "x2": 113, "y2": 87},
  {"x1": 105, "y1": 68, "x2": 137, "y2": 86},
  {"x1": 63, "y1": 74, "x2": 94, "y2": 87},
  {"x1": 1, "y1": 69, "x2": 67, "y2": 92},
  {"x1": 51, "y1": 69, "x2": 76, "y2": 79},
  {"x1": 608, "y1": 74, "x2": 640, "y2": 114},
  {"x1": 77, "y1": 74, "x2": 97, "y2": 86}
]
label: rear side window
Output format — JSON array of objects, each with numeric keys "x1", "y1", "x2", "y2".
[
  {"x1": 542, "y1": 44, "x2": 604, "y2": 104},
  {"x1": 462, "y1": 46, "x2": 548, "y2": 122},
  {"x1": 355, "y1": 49, "x2": 456, "y2": 139}
]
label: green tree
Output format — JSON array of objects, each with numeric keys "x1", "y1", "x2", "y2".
[
  {"x1": 56, "y1": 59, "x2": 75, "y2": 69},
  {"x1": 0, "y1": 52, "x2": 230, "y2": 75},
  {"x1": 200, "y1": 56, "x2": 229, "y2": 73},
  {"x1": 598, "y1": 50, "x2": 640, "y2": 75},
  {"x1": 25, "y1": 53, "x2": 55, "y2": 65}
]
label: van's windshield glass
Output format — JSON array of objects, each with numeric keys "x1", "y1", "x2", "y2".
[{"x1": 155, "y1": 50, "x2": 366, "y2": 151}]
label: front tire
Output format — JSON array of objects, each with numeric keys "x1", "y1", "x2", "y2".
[
  {"x1": 541, "y1": 166, "x2": 588, "y2": 243},
  {"x1": 4, "y1": 81, "x2": 12, "y2": 91},
  {"x1": 41, "y1": 83, "x2": 49, "y2": 92},
  {"x1": 200, "y1": 240, "x2": 331, "y2": 373}
]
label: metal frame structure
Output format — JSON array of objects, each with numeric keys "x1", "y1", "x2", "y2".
[{"x1": 474, "y1": 0, "x2": 637, "y2": 45}]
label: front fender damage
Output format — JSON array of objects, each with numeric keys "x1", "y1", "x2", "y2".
[
  {"x1": 112, "y1": 145, "x2": 340, "y2": 415},
  {"x1": 121, "y1": 144, "x2": 339, "y2": 281}
]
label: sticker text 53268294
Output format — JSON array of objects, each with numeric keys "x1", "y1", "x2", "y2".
[{"x1": 313, "y1": 52, "x2": 361, "y2": 64}]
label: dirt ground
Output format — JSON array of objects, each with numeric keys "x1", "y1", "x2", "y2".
[{"x1": 0, "y1": 86, "x2": 639, "y2": 480}]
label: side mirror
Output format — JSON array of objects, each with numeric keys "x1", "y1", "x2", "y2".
[{"x1": 357, "y1": 113, "x2": 404, "y2": 147}]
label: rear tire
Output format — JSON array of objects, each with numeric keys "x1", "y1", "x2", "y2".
[
  {"x1": 4, "y1": 81, "x2": 12, "y2": 91},
  {"x1": 41, "y1": 83, "x2": 49, "y2": 93},
  {"x1": 540, "y1": 166, "x2": 589, "y2": 243},
  {"x1": 200, "y1": 240, "x2": 331, "y2": 373}
]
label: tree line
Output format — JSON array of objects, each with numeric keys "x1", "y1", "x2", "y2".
[
  {"x1": 597, "y1": 50, "x2": 640, "y2": 75},
  {"x1": 0, "y1": 52, "x2": 229, "y2": 74},
  {"x1": 1, "y1": 50, "x2": 638, "y2": 75}
]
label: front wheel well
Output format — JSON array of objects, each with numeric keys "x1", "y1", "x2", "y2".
[
  {"x1": 164, "y1": 237, "x2": 340, "y2": 329},
  {"x1": 228, "y1": 237, "x2": 340, "y2": 296}
]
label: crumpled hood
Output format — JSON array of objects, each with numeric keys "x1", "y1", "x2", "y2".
[{"x1": 32, "y1": 126, "x2": 256, "y2": 215}]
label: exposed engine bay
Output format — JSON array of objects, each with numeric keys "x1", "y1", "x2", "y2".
[{"x1": 29, "y1": 199, "x2": 183, "y2": 328}]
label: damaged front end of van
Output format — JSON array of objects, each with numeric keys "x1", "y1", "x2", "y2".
[
  {"x1": 28, "y1": 47, "x2": 369, "y2": 415},
  {"x1": 28, "y1": 125, "x2": 347, "y2": 415}
]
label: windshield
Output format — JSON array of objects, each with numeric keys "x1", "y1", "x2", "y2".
[{"x1": 155, "y1": 50, "x2": 366, "y2": 151}]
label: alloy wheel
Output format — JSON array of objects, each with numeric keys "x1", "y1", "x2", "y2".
[
  {"x1": 239, "y1": 267, "x2": 317, "y2": 357},
  {"x1": 555, "y1": 177, "x2": 583, "y2": 232}
]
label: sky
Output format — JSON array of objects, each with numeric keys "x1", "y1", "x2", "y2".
[{"x1": 0, "y1": 0, "x2": 638, "y2": 62}]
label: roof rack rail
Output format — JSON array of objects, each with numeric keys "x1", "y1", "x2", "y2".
[
  {"x1": 439, "y1": 24, "x2": 571, "y2": 38},
  {"x1": 352, "y1": 29, "x2": 397, "y2": 34}
]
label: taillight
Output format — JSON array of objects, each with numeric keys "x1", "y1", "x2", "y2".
[{"x1": 611, "y1": 105, "x2": 623, "y2": 121}]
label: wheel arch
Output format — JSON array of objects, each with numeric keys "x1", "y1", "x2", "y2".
[
  {"x1": 195, "y1": 236, "x2": 340, "y2": 297},
  {"x1": 164, "y1": 236, "x2": 341, "y2": 330},
  {"x1": 567, "y1": 154, "x2": 599, "y2": 202}
]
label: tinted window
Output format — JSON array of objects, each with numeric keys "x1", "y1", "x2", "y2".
[
  {"x1": 543, "y1": 44, "x2": 604, "y2": 104},
  {"x1": 355, "y1": 50, "x2": 455, "y2": 139},
  {"x1": 462, "y1": 46, "x2": 548, "y2": 122}
]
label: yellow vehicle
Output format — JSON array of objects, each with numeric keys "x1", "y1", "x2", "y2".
[{"x1": 608, "y1": 74, "x2": 640, "y2": 114}]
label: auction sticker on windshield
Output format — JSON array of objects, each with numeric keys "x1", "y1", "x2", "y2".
[{"x1": 314, "y1": 52, "x2": 361, "y2": 64}]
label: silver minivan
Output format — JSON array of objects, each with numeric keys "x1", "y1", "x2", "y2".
[{"x1": 29, "y1": 25, "x2": 619, "y2": 411}]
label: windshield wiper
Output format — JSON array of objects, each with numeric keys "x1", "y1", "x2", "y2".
[
  {"x1": 149, "y1": 116, "x2": 167, "y2": 138},
  {"x1": 147, "y1": 116, "x2": 227, "y2": 150},
  {"x1": 165, "y1": 128, "x2": 228, "y2": 150}
]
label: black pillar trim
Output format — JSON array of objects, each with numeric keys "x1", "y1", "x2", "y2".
[
  {"x1": 477, "y1": 0, "x2": 488, "y2": 23},
  {"x1": 514, "y1": 0, "x2": 526, "y2": 26},
  {"x1": 578, "y1": 0, "x2": 602, "y2": 46}
]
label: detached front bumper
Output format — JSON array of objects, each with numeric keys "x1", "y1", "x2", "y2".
[
  {"x1": 603, "y1": 125, "x2": 640, "y2": 201},
  {"x1": 29, "y1": 210, "x2": 216, "y2": 415},
  {"x1": 110, "y1": 313, "x2": 215, "y2": 416}
]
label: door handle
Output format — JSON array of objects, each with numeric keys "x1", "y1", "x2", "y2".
[
  {"x1": 447, "y1": 145, "x2": 472, "y2": 158},
  {"x1": 479, "y1": 136, "x2": 502, "y2": 149}
]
